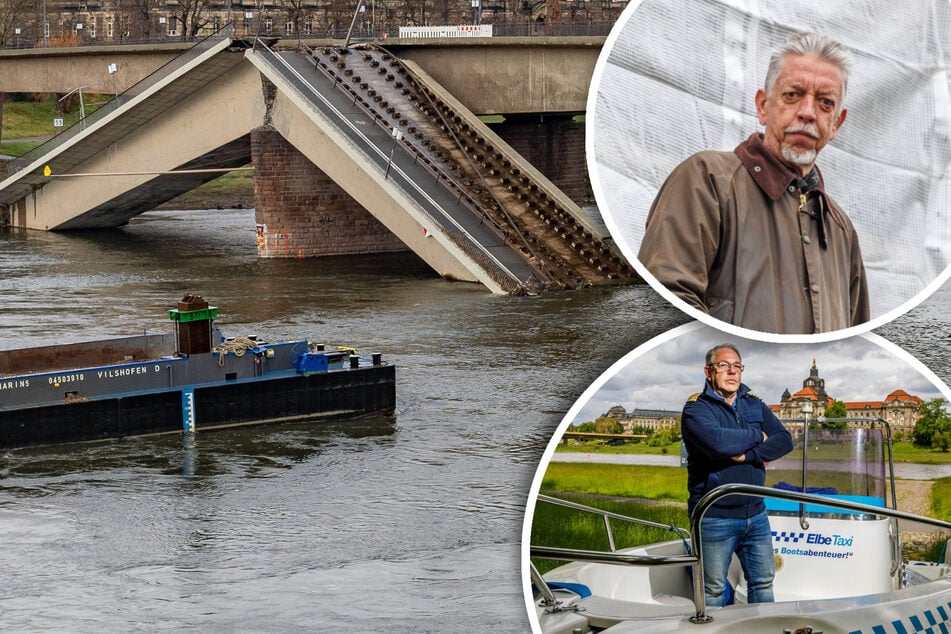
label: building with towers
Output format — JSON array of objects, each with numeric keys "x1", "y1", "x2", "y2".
[{"x1": 772, "y1": 360, "x2": 923, "y2": 436}]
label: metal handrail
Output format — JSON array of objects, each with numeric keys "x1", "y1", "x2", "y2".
[
  {"x1": 538, "y1": 494, "x2": 691, "y2": 550},
  {"x1": 532, "y1": 484, "x2": 951, "y2": 625}
]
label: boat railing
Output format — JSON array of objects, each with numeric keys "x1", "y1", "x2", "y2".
[
  {"x1": 531, "y1": 484, "x2": 951, "y2": 625},
  {"x1": 537, "y1": 494, "x2": 691, "y2": 552}
]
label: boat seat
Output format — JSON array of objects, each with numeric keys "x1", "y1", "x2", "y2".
[{"x1": 578, "y1": 594, "x2": 694, "y2": 629}]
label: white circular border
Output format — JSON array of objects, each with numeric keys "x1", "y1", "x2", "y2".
[
  {"x1": 586, "y1": 0, "x2": 951, "y2": 344},
  {"x1": 519, "y1": 320, "x2": 951, "y2": 632}
]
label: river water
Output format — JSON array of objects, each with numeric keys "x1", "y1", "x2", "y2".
[
  {"x1": 0, "y1": 209, "x2": 690, "y2": 631},
  {"x1": 1, "y1": 209, "x2": 949, "y2": 631}
]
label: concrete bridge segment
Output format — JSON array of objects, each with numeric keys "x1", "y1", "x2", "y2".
[
  {"x1": 0, "y1": 37, "x2": 633, "y2": 293},
  {"x1": 0, "y1": 38, "x2": 261, "y2": 230}
]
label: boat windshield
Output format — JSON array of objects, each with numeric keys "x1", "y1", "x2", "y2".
[{"x1": 765, "y1": 425, "x2": 889, "y2": 511}]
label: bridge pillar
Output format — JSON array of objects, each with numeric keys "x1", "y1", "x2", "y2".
[
  {"x1": 250, "y1": 126, "x2": 408, "y2": 258},
  {"x1": 491, "y1": 114, "x2": 592, "y2": 207}
]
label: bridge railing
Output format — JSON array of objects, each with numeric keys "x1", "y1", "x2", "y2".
[
  {"x1": 2, "y1": 20, "x2": 617, "y2": 51},
  {"x1": 6, "y1": 30, "x2": 232, "y2": 175}
]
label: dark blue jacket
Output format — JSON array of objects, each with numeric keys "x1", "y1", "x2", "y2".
[{"x1": 682, "y1": 381, "x2": 793, "y2": 519}]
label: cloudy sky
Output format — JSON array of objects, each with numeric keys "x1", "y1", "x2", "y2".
[{"x1": 569, "y1": 323, "x2": 950, "y2": 425}]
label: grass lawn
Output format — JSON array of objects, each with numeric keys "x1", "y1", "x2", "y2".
[
  {"x1": 0, "y1": 140, "x2": 43, "y2": 156},
  {"x1": 2, "y1": 94, "x2": 112, "y2": 142},
  {"x1": 540, "y1": 462, "x2": 687, "y2": 501},
  {"x1": 933, "y1": 477, "x2": 951, "y2": 522},
  {"x1": 554, "y1": 439, "x2": 682, "y2": 455},
  {"x1": 531, "y1": 495, "x2": 689, "y2": 575},
  {"x1": 891, "y1": 442, "x2": 951, "y2": 464},
  {"x1": 189, "y1": 168, "x2": 253, "y2": 194}
]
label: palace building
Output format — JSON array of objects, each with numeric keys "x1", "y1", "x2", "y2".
[
  {"x1": 603, "y1": 405, "x2": 679, "y2": 434},
  {"x1": 770, "y1": 360, "x2": 924, "y2": 436}
]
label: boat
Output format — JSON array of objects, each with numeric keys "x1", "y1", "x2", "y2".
[
  {"x1": 527, "y1": 421, "x2": 951, "y2": 633},
  {"x1": 0, "y1": 295, "x2": 395, "y2": 448}
]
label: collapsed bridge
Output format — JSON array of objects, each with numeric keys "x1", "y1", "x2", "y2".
[{"x1": 0, "y1": 36, "x2": 635, "y2": 294}]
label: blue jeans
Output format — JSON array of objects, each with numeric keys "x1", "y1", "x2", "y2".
[{"x1": 699, "y1": 511, "x2": 775, "y2": 606}]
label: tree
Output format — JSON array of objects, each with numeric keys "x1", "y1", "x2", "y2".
[
  {"x1": 169, "y1": 0, "x2": 214, "y2": 40},
  {"x1": 593, "y1": 416, "x2": 622, "y2": 434},
  {"x1": 934, "y1": 430, "x2": 951, "y2": 453},
  {"x1": 0, "y1": 0, "x2": 32, "y2": 48},
  {"x1": 822, "y1": 399, "x2": 848, "y2": 429},
  {"x1": 116, "y1": 0, "x2": 159, "y2": 43},
  {"x1": 912, "y1": 398, "x2": 951, "y2": 448},
  {"x1": 647, "y1": 427, "x2": 680, "y2": 447}
]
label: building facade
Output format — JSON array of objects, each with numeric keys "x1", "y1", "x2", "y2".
[
  {"x1": 603, "y1": 405, "x2": 679, "y2": 434},
  {"x1": 1, "y1": 0, "x2": 629, "y2": 49},
  {"x1": 771, "y1": 360, "x2": 923, "y2": 437}
]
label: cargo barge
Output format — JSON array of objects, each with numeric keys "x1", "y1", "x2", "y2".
[{"x1": 0, "y1": 295, "x2": 396, "y2": 448}]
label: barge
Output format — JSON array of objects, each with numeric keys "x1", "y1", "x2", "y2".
[{"x1": 0, "y1": 295, "x2": 395, "y2": 448}]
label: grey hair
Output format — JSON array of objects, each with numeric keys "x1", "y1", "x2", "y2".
[
  {"x1": 764, "y1": 32, "x2": 852, "y2": 105},
  {"x1": 705, "y1": 343, "x2": 742, "y2": 366}
]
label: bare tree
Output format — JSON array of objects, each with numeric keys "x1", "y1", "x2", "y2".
[
  {"x1": 116, "y1": 0, "x2": 158, "y2": 42},
  {"x1": 276, "y1": 0, "x2": 307, "y2": 36},
  {"x1": 0, "y1": 0, "x2": 35, "y2": 145},
  {"x1": 0, "y1": 0, "x2": 33, "y2": 48},
  {"x1": 169, "y1": 0, "x2": 214, "y2": 40}
]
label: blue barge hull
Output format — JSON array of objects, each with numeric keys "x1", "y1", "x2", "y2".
[{"x1": 0, "y1": 312, "x2": 395, "y2": 448}]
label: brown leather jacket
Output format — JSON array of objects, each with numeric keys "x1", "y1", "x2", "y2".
[{"x1": 638, "y1": 133, "x2": 870, "y2": 334}]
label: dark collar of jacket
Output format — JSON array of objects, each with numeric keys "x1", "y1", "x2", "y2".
[
  {"x1": 701, "y1": 380, "x2": 751, "y2": 408},
  {"x1": 733, "y1": 132, "x2": 845, "y2": 232}
]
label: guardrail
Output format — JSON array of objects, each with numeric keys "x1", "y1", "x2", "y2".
[{"x1": 531, "y1": 484, "x2": 951, "y2": 625}]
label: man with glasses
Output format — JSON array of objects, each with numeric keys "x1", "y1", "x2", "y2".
[{"x1": 681, "y1": 343, "x2": 793, "y2": 606}]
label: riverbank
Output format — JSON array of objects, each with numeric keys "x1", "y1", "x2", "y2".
[{"x1": 155, "y1": 170, "x2": 254, "y2": 211}]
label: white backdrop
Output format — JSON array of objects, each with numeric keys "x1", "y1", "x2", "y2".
[{"x1": 589, "y1": 0, "x2": 951, "y2": 324}]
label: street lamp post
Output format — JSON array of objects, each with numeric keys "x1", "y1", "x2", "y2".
[
  {"x1": 108, "y1": 63, "x2": 119, "y2": 103},
  {"x1": 42, "y1": 0, "x2": 48, "y2": 47}
]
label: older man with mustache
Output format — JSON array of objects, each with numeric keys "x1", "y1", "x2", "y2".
[{"x1": 638, "y1": 32, "x2": 870, "y2": 335}]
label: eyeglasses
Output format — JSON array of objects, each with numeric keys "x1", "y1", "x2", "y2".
[{"x1": 710, "y1": 362, "x2": 744, "y2": 372}]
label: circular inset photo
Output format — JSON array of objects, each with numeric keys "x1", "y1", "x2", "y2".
[
  {"x1": 588, "y1": 0, "x2": 951, "y2": 341},
  {"x1": 523, "y1": 322, "x2": 951, "y2": 632}
]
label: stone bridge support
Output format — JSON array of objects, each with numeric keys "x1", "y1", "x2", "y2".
[{"x1": 251, "y1": 127, "x2": 407, "y2": 258}]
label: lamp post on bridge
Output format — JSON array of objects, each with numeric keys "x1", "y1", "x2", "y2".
[{"x1": 108, "y1": 63, "x2": 119, "y2": 104}]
